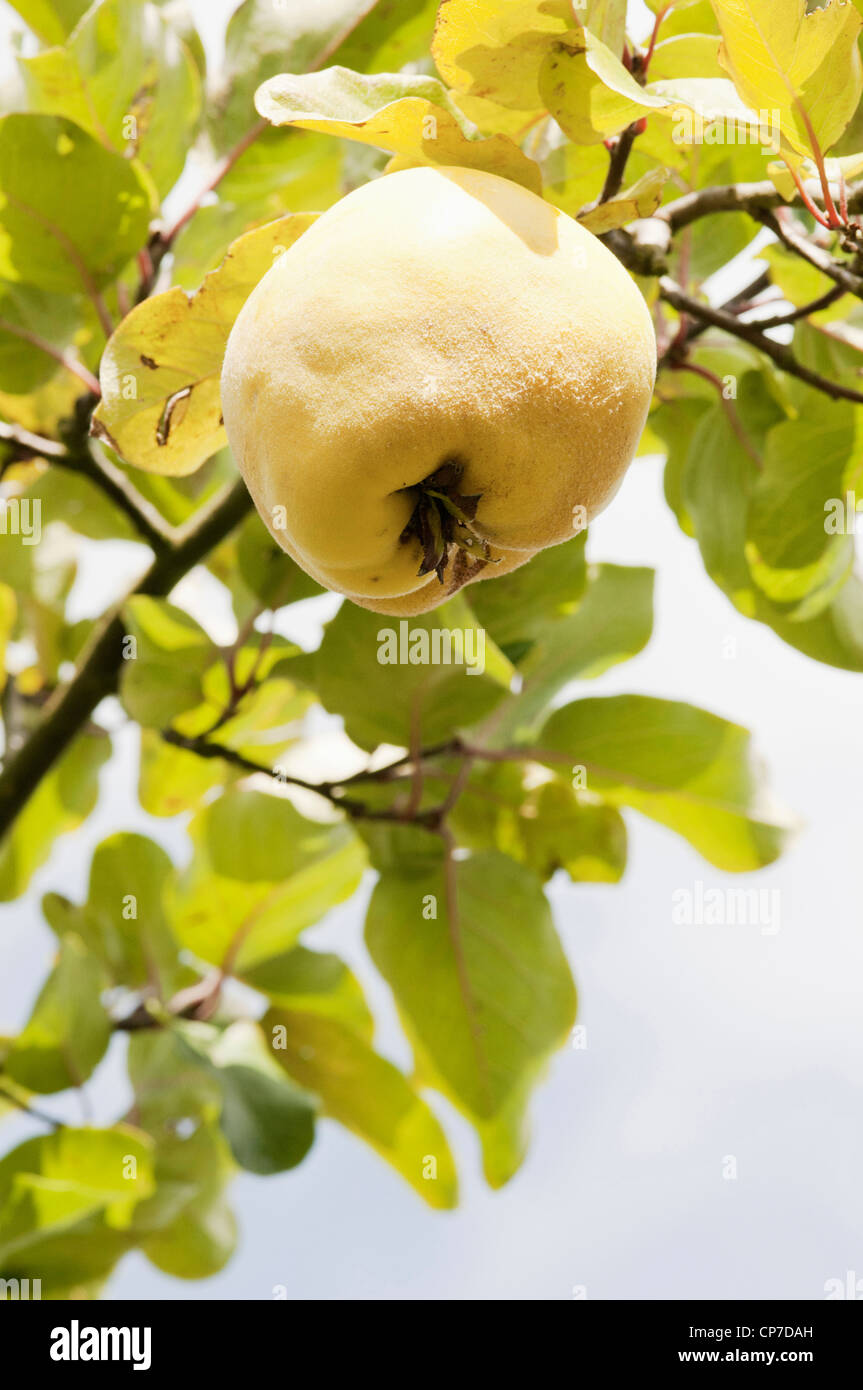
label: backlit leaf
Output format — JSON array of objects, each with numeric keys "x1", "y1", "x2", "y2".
[
  {"x1": 93, "y1": 213, "x2": 317, "y2": 475},
  {"x1": 539, "y1": 694, "x2": 795, "y2": 870},
  {"x1": 255, "y1": 67, "x2": 543, "y2": 191}
]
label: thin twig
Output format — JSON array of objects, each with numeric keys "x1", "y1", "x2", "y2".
[
  {"x1": 658, "y1": 178, "x2": 863, "y2": 233},
  {"x1": 160, "y1": 120, "x2": 267, "y2": 251},
  {"x1": 0, "y1": 1080, "x2": 63, "y2": 1130},
  {"x1": 658, "y1": 276, "x2": 863, "y2": 405},
  {"x1": 54, "y1": 445, "x2": 176, "y2": 553},
  {"x1": 0, "y1": 420, "x2": 67, "y2": 461},
  {"x1": 598, "y1": 121, "x2": 642, "y2": 205},
  {"x1": 744, "y1": 282, "x2": 846, "y2": 331},
  {"x1": 160, "y1": 729, "x2": 442, "y2": 827},
  {"x1": 755, "y1": 208, "x2": 863, "y2": 299},
  {"x1": 0, "y1": 479, "x2": 253, "y2": 838}
]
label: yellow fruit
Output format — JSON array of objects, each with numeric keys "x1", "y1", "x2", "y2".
[{"x1": 221, "y1": 165, "x2": 656, "y2": 615}]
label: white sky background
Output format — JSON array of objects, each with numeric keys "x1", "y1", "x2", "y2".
[{"x1": 1, "y1": 0, "x2": 862, "y2": 1300}]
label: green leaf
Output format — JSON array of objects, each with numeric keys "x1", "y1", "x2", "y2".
[
  {"x1": 255, "y1": 66, "x2": 543, "y2": 191},
  {"x1": 119, "y1": 596, "x2": 213, "y2": 726},
  {"x1": 228, "y1": 509, "x2": 324, "y2": 623},
  {"x1": 0, "y1": 1211, "x2": 131, "y2": 1298},
  {"x1": 128, "y1": 1027, "x2": 222, "y2": 1131},
  {"x1": 0, "y1": 1125, "x2": 154, "y2": 1265},
  {"x1": 191, "y1": 651, "x2": 313, "y2": 766},
  {"x1": 355, "y1": 819, "x2": 447, "y2": 875},
  {"x1": 213, "y1": 0, "x2": 376, "y2": 147},
  {"x1": 487, "y1": 563, "x2": 655, "y2": 744},
  {"x1": 683, "y1": 401, "x2": 759, "y2": 613},
  {"x1": 139, "y1": 1176, "x2": 236, "y2": 1280},
  {"x1": 5, "y1": 0, "x2": 90, "y2": 44},
  {"x1": 465, "y1": 532, "x2": 587, "y2": 656},
  {"x1": 538, "y1": 694, "x2": 794, "y2": 871},
  {"x1": 687, "y1": 209, "x2": 756, "y2": 283},
  {"x1": 19, "y1": 464, "x2": 138, "y2": 543},
  {"x1": 432, "y1": 0, "x2": 572, "y2": 111},
  {"x1": 4, "y1": 935, "x2": 110, "y2": 1094},
  {"x1": 137, "y1": 726, "x2": 226, "y2": 817},
  {"x1": 20, "y1": 0, "x2": 202, "y2": 196},
  {"x1": 520, "y1": 781, "x2": 627, "y2": 883},
  {"x1": 658, "y1": 0, "x2": 719, "y2": 33},
  {"x1": 366, "y1": 852, "x2": 577, "y2": 1125},
  {"x1": 168, "y1": 788, "x2": 367, "y2": 971},
  {"x1": 648, "y1": 33, "x2": 726, "y2": 81},
  {"x1": 0, "y1": 729, "x2": 109, "y2": 902},
  {"x1": 0, "y1": 283, "x2": 89, "y2": 394},
  {"x1": 175, "y1": 1020, "x2": 316, "y2": 1176},
  {"x1": 711, "y1": 0, "x2": 863, "y2": 160},
  {"x1": 41, "y1": 832, "x2": 180, "y2": 994},
  {"x1": 539, "y1": 28, "x2": 760, "y2": 146},
  {"x1": 265, "y1": 1007, "x2": 458, "y2": 1208},
  {"x1": 449, "y1": 767, "x2": 627, "y2": 884},
  {"x1": 583, "y1": 0, "x2": 627, "y2": 57},
  {"x1": 93, "y1": 213, "x2": 317, "y2": 475},
  {"x1": 539, "y1": 27, "x2": 674, "y2": 144},
  {"x1": 578, "y1": 166, "x2": 670, "y2": 232},
  {"x1": 0, "y1": 115, "x2": 151, "y2": 295},
  {"x1": 653, "y1": 395, "x2": 711, "y2": 533},
  {"x1": 126, "y1": 1029, "x2": 237, "y2": 1276},
  {"x1": 333, "y1": 0, "x2": 440, "y2": 73},
  {"x1": 303, "y1": 593, "x2": 513, "y2": 751},
  {"x1": 747, "y1": 389, "x2": 861, "y2": 610},
  {"x1": 543, "y1": 137, "x2": 609, "y2": 215},
  {"x1": 761, "y1": 243, "x2": 849, "y2": 320},
  {"x1": 756, "y1": 572, "x2": 863, "y2": 672},
  {"x1": 0, "y1": 583, "x2": 16, "y2": 693},
  {"x1": 213, "y1": 126, "x2": 345, "y2": 221},
  {"x1": 241, "y1": 944, "x2": 373, "y2": 1039}
]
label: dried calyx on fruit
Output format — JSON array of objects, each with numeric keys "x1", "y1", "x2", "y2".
[{"x1": 401, "y1": 461, "x2": 491, "y2": 583}]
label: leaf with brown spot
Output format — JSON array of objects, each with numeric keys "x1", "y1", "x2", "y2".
[{"x1": 92, "y1": 213, "x2": 318, "y2": 476}]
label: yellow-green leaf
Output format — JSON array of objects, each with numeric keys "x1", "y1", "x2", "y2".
[
  {"x1": 648, "y1": 33, "x2": 724, "y2": 81},
  {"x1": 578, "y1": 166, "x2": 670, "y2": 232},
  {"x1": 432, "y1": 0, "x2": 572, "y2": 112},
  {"x1": 711, "y1": 0, "x2": 863, "y2": 160},
  {"x1": 540, "y1": 25, "x2": 772, "y2": 146},
  {"x1": 265, "y1": 1008, "x2": 458, "y2": 1209},
  {"x1": 0, "y1": 583, "x2": 16, "y2": 693},
  {"x1": 93, "y1": 213, "x2": 317, "y2": 475},
  {"x1": 767, "y1": 150, "x2": 863, "y2": 200},
  {"x1": 539, "y1": 27, "x2": 674, "y2": 144},
  {"x1": 255, "y1": 66, "x2": 542, "y2": 192}
]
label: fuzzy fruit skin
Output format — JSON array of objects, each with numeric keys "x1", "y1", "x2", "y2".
[{"x1": 221, "y1": 165, "x2": 657, "y2": 614}]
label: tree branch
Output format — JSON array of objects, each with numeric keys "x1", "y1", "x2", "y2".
[
  {"x1": 159, "y1": 120, "x2": 268, "y2": 252},
  {"x1": 658, "y1": 177, "x2": 863, "y2": 233},
  {"x1": 598, "y1": 120, "x2": 642, "y2": 205},
  {"x1": 657, "y1": 277, "x2": 863, "y2": 405},
  {"x1": 754, "y1": 207, "x2": 863, "y2": 299},
  {"x1": 0, "y1": 419, "x2": 67, "y2": 461},
  {"x1": 160, "y1": 728, "x2": 445, "y2": 828},
  {"x1": 54, "y1": 443, "x2": 176, "y2": 553},
  {"x1": 744, "y1": 282, "x2": 847, "y2": 331},
  {"x1": 0, "y1": 478, "x2": 253, "y2": 840},
  {"x1": 1, "y1": 412, "x2": 178, "y2": 552},
  {"x1": 0, "y1": 1079, "x2": 63, "y2": 1129}
]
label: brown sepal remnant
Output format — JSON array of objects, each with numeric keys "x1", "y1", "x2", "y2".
[{"x1": 400, "y1": 461, "x2": 494, "y2": 585}]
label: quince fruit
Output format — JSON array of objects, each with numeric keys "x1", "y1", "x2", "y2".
[{"x1": 221, "y1": 165, "x2": 656, "y2": 614}]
